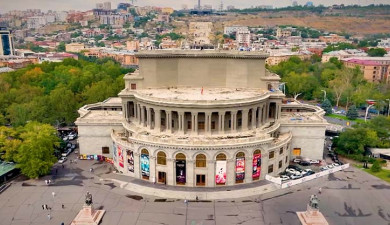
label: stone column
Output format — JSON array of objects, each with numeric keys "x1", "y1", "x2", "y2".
[
  {"x1": 133, "y1": 103, "x2": 137, "y2": 119},
  {"x1": 251, "y1": 108, "x2": 256, "y2": 129},
  {"x1": 231, "y1": 111, "x2": 237, "y2": 131},
  {"x1": 147, "y1": 108, "x2": 152, "y2": 128},
  {"x1": 219, "y1": 112, "x2": 225, "y2": 134},
  {"x1": 187, "y1": 160, "x2": 194, "y2": 187},
  {"x1": 178, "y1": 112, "x2": 185, "y2": 134},
  {"x1": 134, "y1": 152, "x2": 140, "y2": 179},
  {"x1": 206, "y1": 112, "x2": 212, "y2": 135},
  {"x1": 123, "y1": 103, "x2": 128, "y2": 121},
  {"x1": 262, "y1": 105, "x2": 266, "y2": 125},
  {"x1": 149, "y1": 155, "x2": 156, "y2": 183},
  {"x1": 257, "y1": 106, "x2": 262, "y2": 127},
  {"x1": 141, "y1": 106, "x2": 146, "y2": 127},
  {"x1": 155, "y1": 109, "x2": 161, "y2": 132},
  {"x1": 167, "y1": 158, "x2": 175, "y2": 186},
  {"x1": 192, "y1": 112, "x2": 198, "y2": 134},
  {"x1": 166, "y1": 111, "x2": 172, "y2": 133},
  {"x1": 245, "y1": 155, "x2": 253, "y2": 183},
  {"x1": 207, "y1": 160, "x2": 215, "y2": 187},
  {"x1": 242, "y1": 109, "x2": 249, "y2": 131},
  {"x1": 227, "y1": 158, "x2": 235, "y2": 186}
]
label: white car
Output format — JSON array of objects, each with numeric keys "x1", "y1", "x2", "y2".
[
  {"x1": 332, "y1": 163, "x2": 340, "y2": 167},
  {"x1": 293, "y1": 158, "x2": 301, "y2": 163},
  {"x1": 58, "y1": 157, "x2": 67, "y2": 164},
  {"x1": 320, "y1": 166, "x2": 328, "y2": 171},
  {"x1": 61, "y1": 149, "x2": 72, "y2": 157},
  {"x1": 286, "y1": 168, "x2": 301, "y2": 175},
  {"x1": 309, "y1": 159, "x2": 320, "y2": 164},
  {"x1": 301, "y1": 169, "x2": 313, "y2": 176},
  {"x1": 280, "y1": 175, "x2": 290, "y2": 181},
  {"x1": 68, "y1": 133, "x2": 77, "y2": 140},
  {"x1": 62, "y1": 136, "x2": 69, "y2": 141},
  {"x1": 326, "y1": 164, "x2": 334, "y2": 169},
  {"x1": 290, "y1": 173, "x2": 303, "y2": 180}
]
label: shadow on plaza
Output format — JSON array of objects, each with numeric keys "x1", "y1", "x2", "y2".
[{"x1": 335, "y1": 202, "x2": 371, "y2": 217}]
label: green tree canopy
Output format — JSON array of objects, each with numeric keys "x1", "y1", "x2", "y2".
[
  {"x1": 367, "y1": 48, "x2": 387, "y2": 57},
  {"x1": 321, "y1": 99, "x2": 332, "y2": 115}
]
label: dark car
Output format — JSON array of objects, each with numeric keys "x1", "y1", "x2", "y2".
[
  {"x1": 299, "y1": 161, "x2": 311, "y2": 166},
  {"x1": 287, "y1": 165, "x2": 302, "y2": 172},
  {"x1": 303, "y1": 170, "x2": 315, "y2": 177}
]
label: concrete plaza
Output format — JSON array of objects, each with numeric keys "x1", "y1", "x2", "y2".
[{"x1": 0, "y1": 156, "x2": 390, "y2": 225}]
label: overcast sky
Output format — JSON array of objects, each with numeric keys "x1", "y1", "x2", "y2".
[{"x1": 1, "y1": 0, "x2": 388, "y2": 13}]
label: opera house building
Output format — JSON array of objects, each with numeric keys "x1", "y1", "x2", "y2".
[{"x1": 76, "y1": 51, "x2": 327, "y2": 187}]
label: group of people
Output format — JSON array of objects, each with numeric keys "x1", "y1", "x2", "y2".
[{"x1": 44, "y1": 180, "x2": 52, "y2": 185}]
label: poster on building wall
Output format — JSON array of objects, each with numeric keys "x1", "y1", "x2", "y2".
[
  {"x1": 236, "y1": 157, "x2": 245, "y2": 181},
  {"x1": 252, "y1": 153, "x2": 262, "y2": 178},
  {"x1": 176, "y1": 160, "x2": 186, "y2": 183},
  {"x1": 215, "y1": 161, "x2": 227, "y2": 184},
  {"x1": 140, "y1": 154, "x2": 150, "y2": 177},
  {"x1": 113, "y1": 142, "x2": 117, "y2": 164},
  {"x1": 117, "y1": 145, "x2": 124, "y2": 168},
  {"x1": 126, "y1": 149, "x2": 134, "y2": 173}
]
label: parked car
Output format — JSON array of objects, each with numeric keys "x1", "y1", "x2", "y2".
[
  {"x1": 62, "y1": 136, "x2": 69, "y2": 142},
  {"x1": 302, "y1": 169, "x2": 315, "y2": 176},
  {"x1": 299, "y1": 161, "x2": 311, "y2": 166},
  {"x1": 61, "y1": 149, "x2": 72, "y2": 157},
  {"x1": 280, "y1": 175, "x2": 290, "y2": 181},
  {"x1": 326, "y1": 164, "x2": 334, "y2": 169},
  {"x1": 70, "y1": 144, "x2": 76, "y2": 150},
  {"x1": 293, "y1": 158, "x2": 302, "y2": 163},
  {"x1": 58, "y1": 157, "x2": 67, "y2": 164},
  {"x1": 320, "y1": 166, "x2": 328, "y2": 171},
  {"x1": 332, "y1": 163, "x2": 340, "y2": 167},
  {"x1": 68, "y1": 133, "x2": 77, "y2": 140},
  {"x1": 290, "y1": 173, "x2": 303, "y2": 180},
  {"x1": 309, "y1": 159, "x2": 320, "y2": 164},
  {"x1": 287, "y1": 165, "x2": 302, "y2": 172}
]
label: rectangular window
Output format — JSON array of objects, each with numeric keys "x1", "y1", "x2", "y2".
[
  {"x1": 285, "y1": 156, "x2": 288, "y2": 163},
  {"x1": 198, "y1": 121, "x2": 205, "y2": 130},
  {"x1": 131, "y1": 83, "x2": 136, "y2": 90},
  {"x1": 279, "y1": 160, "x2": 282, "y2": 168},
  {"x1": 269, "y1": 151, "x2": 275, "y2": 159},
  {"x1": 279, "y1": 147, "x2": 283, "y2": 154},
  {"x1": 268, "y1": 164, "x2": 274, "y2": 173},
  {"x1": 238, "y1": 118, "x2": 242, "y2": 127},
  {"x1": 172, "y1": 120, "x2": 174, "y2": 128},
  {"x1": 293, "y1": 148, "x2": 301, "y2": 156},
  {"x1": 187, "y1": 121, "x2": 192, "y2": 129},
  {"x1": 102, "y1": 147, "x2": 109, "y2": 154}
]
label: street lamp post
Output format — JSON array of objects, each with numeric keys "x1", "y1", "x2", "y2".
[
  {"x1": 365, "y1": 104, "x2": 374, "y2": 122},
  {"x1": 321, "y1": 90, "x2": 327, "y2": 101}
]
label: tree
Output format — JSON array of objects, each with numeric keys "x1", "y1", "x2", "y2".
[
  {"x1": 336, "y1": 127, "x2": 378, "y2": 155},
  {"x1": 346, "y1": 105, "x2": 359, "y2": 120},
  {"x1": 371, "y1": 160, "x2": 382, "y2": 172},
  {"x1": 367, "y1": 48, "x2": 387, "y2": 57},
  {"x1": 56, "y1": 42, "x2": 66, "y2": 52},
  {"x1": 15, "y1": 122, "x2": 59, "y2": 178},
  {"x1": 321, "y1": 99, "x2": 332, "y2": 115}
]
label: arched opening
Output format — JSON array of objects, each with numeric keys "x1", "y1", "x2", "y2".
[
  {"x1": 215, "y1": 153, "x2": 227, "y2": 185},
  {"x1": 236, "y1": 152, "x2": 245, "y2": 184},
  {"x1": 156, "y1": 151, "x2": 167, "y2": 184},
  {"x1": 195, "y1": 154, "x2": 207, "y2": 186},
  {"x1": 140, "y1": 149, "x2": 150, "y2": 180},
  {"x1": 252, "y1": 150, "x2": 262, "y2": 181},
  {"x1": 175, "y1": 153, "x2": 186, "y2": 185}
]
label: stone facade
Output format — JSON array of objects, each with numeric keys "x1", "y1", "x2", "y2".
[{"x1": 76, "y1": 50, "x2": 327, "y2": 188}]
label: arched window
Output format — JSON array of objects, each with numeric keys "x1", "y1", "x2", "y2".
[
  {"x1": 196, "y1": 154, "x2": 206, "y2": 168},
  {"x1": 176, "y1": 153, "x2": 186, "y2": 160},
  {"x1": 157, "y1": 151, "x2": 166, "y2": 165},
  {"x1": 175, "y1": 153, "x2": 186, "y2": 185},
  {"x1": 216, "y1": 153, "x2": 227, "y2": 161},
  {"x1": 141, "y1": 149, "x2": 149, "y2": 155}
]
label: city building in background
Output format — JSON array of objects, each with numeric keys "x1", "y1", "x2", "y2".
[{"x1": 0, "y1": 27, "x2": 15, "y2": 56}]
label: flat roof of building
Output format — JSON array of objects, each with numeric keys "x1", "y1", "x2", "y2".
[
  {"x1": 136, "y1": 50, "x2": 269, "y2": 59},
  {"x1": 0, "y1": 162, "x2": 16, "y2": 176},
  {"x1": 136, "y1": 87, "x2": 268, "y2": 102}
]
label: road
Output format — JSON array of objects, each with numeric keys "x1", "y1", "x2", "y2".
[{"x1": 0, "y1": 154, "x2": 389, "y2": 225}]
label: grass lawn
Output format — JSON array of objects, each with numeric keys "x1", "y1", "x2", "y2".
[
  {"x1": 327, "y1": 114, "x2": 365, "y2": 123},
  {"x1": 354, "y1": 164, "x2": 390, "y2": 183}
]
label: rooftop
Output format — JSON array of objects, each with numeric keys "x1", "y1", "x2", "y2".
[
  {"x1": 345, "y1": 59, "x2": 382, "y2": 66},
  {"x1": 0, "y1": 161, "x2": 16, "y2": 176},
  {"x1": 135, "y1": 87, "x2": 269, "y2": 102},
  {"x1": 135, "y1": 50, "x2": 269, "y2": 59}
]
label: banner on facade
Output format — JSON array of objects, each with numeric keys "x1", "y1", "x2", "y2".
[
  {"x1": 112, "y1": 142, "x2": 117, "y2": 164},
  {"x1": 236, "y1": 157, "x2": 245, "y2": 181},
  {"x1": 176, "y1": 160, "x2": 186, "y2": 183},
  {"x1": 140, "y1": 154, "x2": 150, "y2": 177},
  {"x1": 215, "y1": 161, "x2": 227, "y2": 184},
  {"x1": 252, "y1": 153, "x2": 261, "y2": 178},
  {"x1": 118, "y1": 145, "x2": 124, "y2": 168},
  {"x1": 126, "y1": 149, "x2": 134, "y2": 173}
]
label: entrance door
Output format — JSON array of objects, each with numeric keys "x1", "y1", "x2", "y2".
[
  {"x1": 196, "y1": 174, "x2": 206, "y2": 186},
  {"x1": 158, "y1": 171, "x2": 166, "y2": 184}
]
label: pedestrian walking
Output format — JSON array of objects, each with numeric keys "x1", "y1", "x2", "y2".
[
  {"x1": 48, "y1": 180, "x2": 51, "y2": 185},
  {"x1": 318, "y1": 187, "x2": 322, "y2": 194},
  {"x1": 42, "y1": 205, "x2": 44, "y2": 210},
  {"x1": 45, "y1": 180, "x2": 48, "y2": 185},
  {"x1": 196, "y1": 196, "x2": 199, "y2": 202},
  {"x1": 62, "y1": 204, "x2": 64, "y2": 209},
  {"x1": 47, "y1": 213, "x2": 51, "y2": 220},
  {"x1": 89, "y1": 168, "x2": 93, "y2": 173},
  {"x1": 52, "y1": 192, "x2": 56, "y2": 198},
  {"x1": 44, "y1": 204, "x2": 48, "y2": 210}
]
